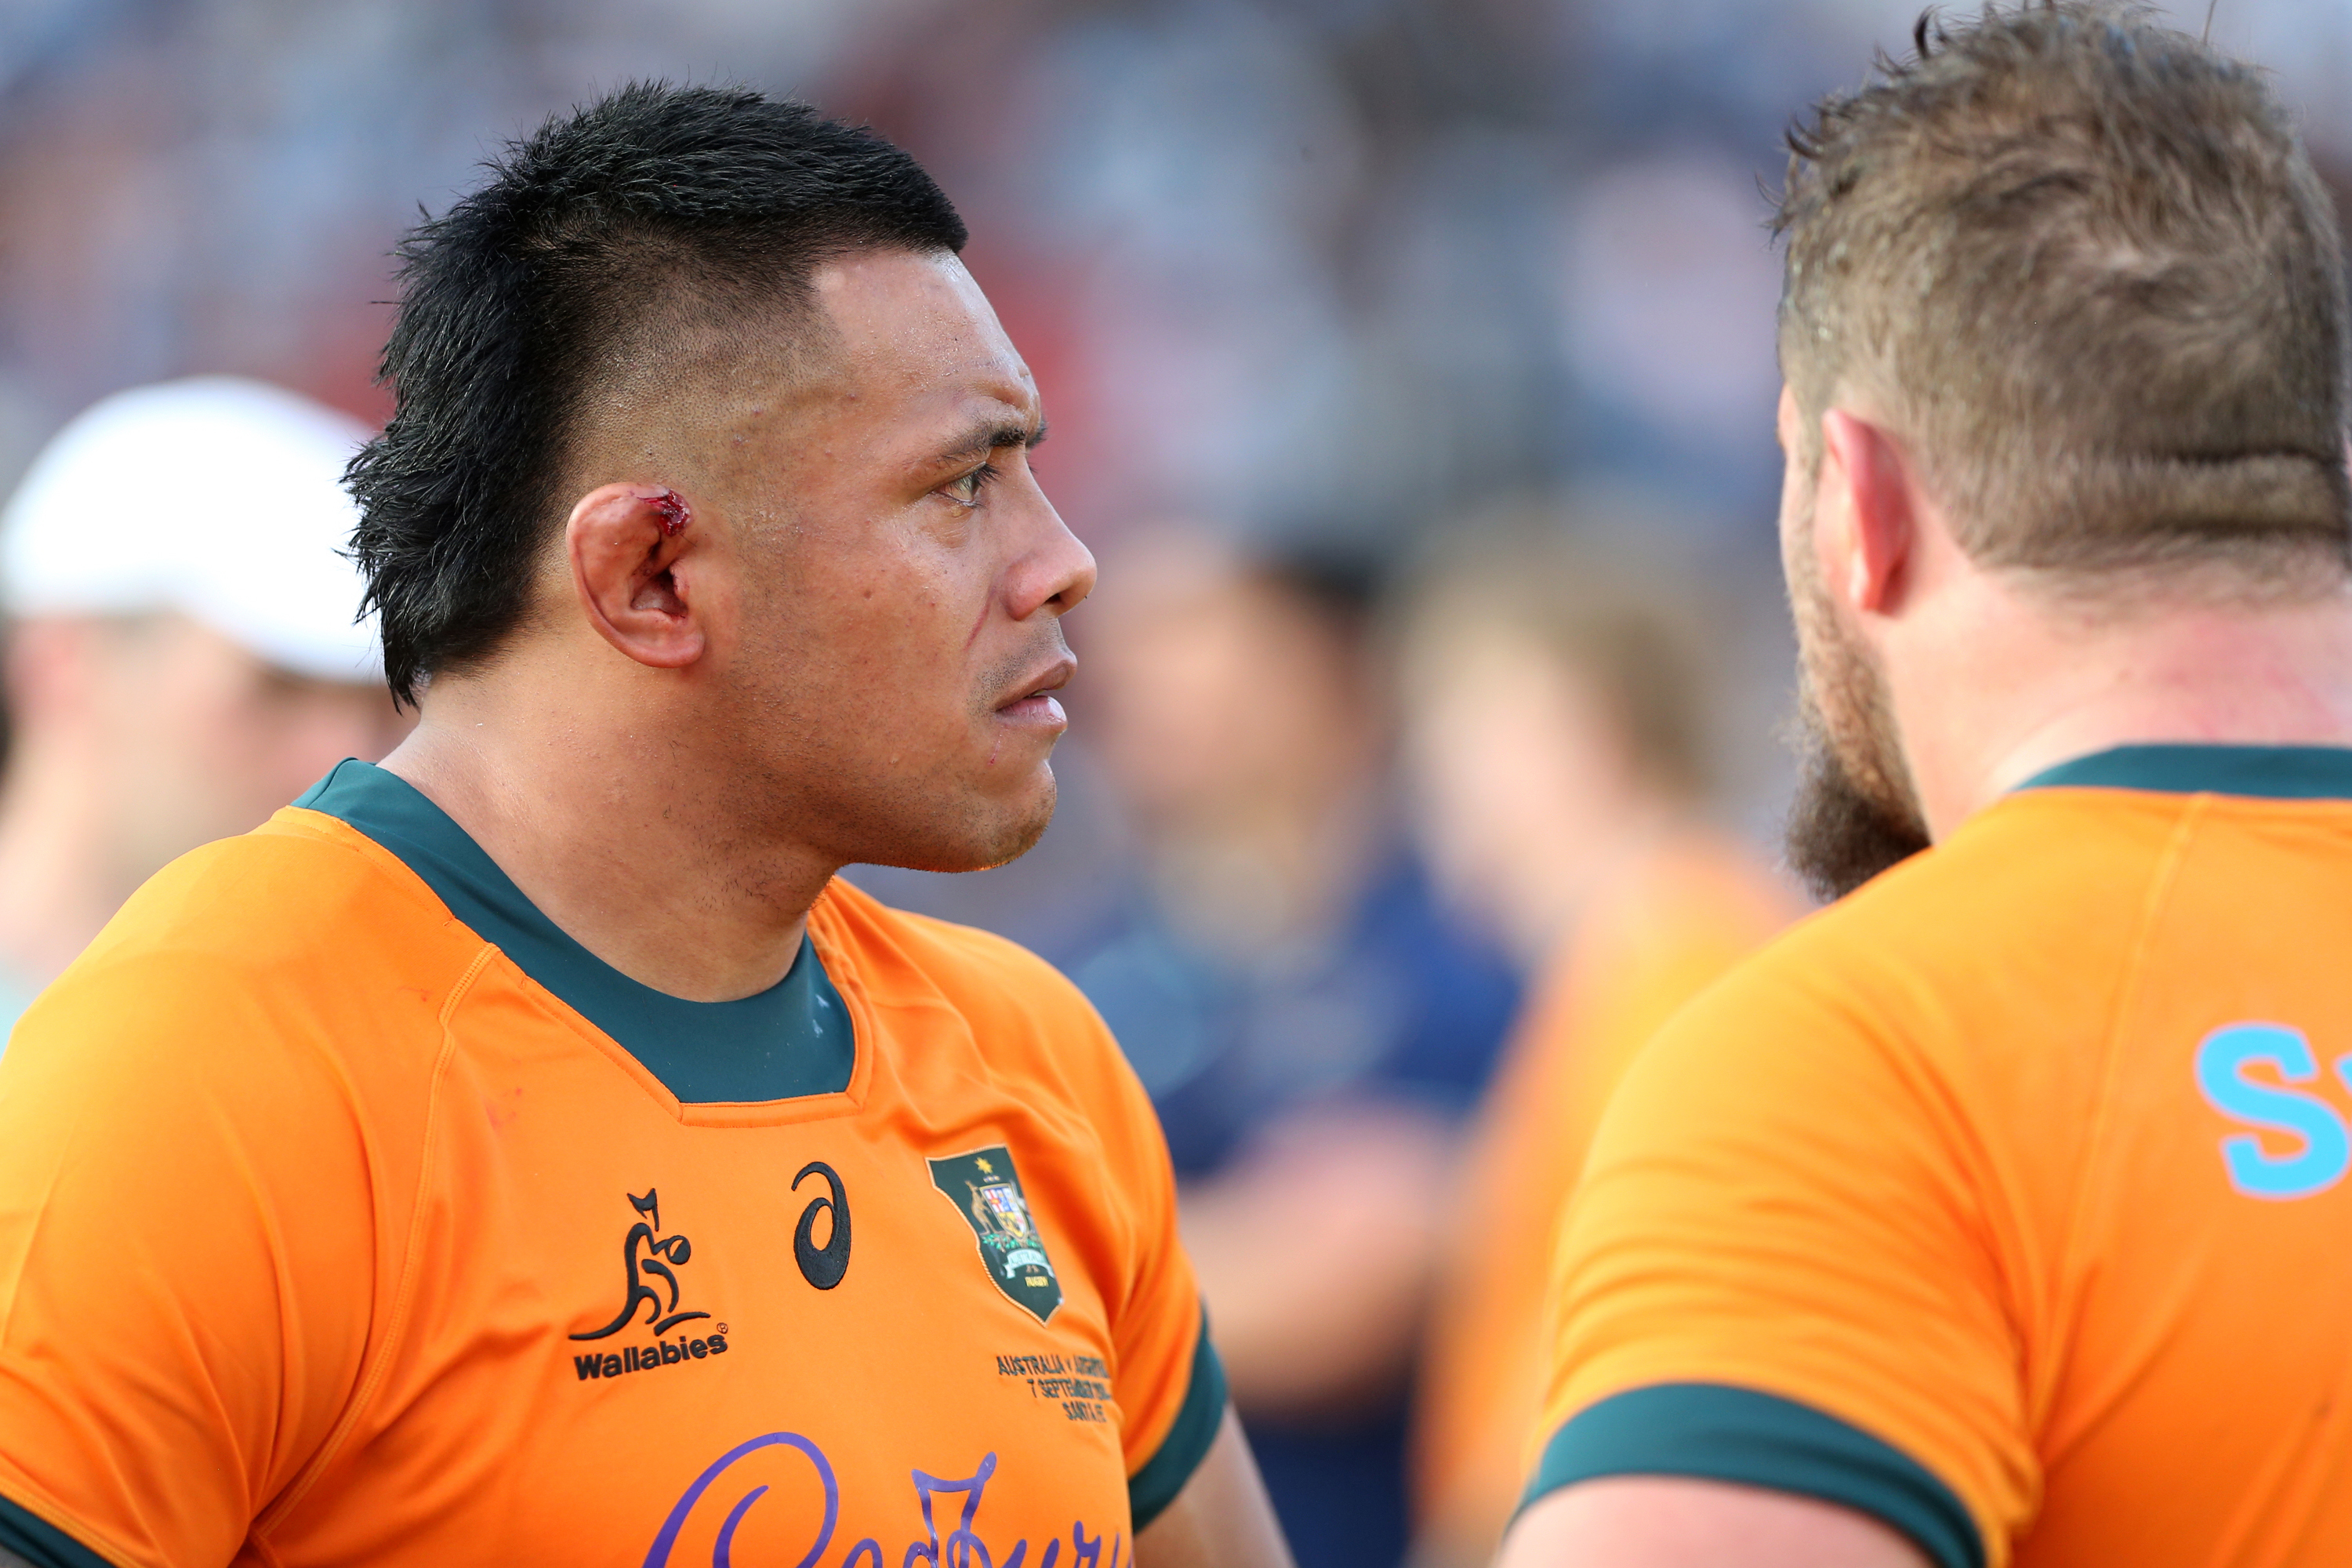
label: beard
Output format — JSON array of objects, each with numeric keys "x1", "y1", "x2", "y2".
[
  {"x1": 1783, "y1": 544, "x2": 1932, "y2": 901},
  {"x1": 1785, "y1": 684, "x2": 1931, "y2": 901}
]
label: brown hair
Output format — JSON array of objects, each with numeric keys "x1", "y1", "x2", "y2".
[
  {"x1": 1397, "y1": 511, "x2": 1719, "y2": 800},
  {"x1": 1775, "y1": 2, "x2": 2351, "y2": 583}
]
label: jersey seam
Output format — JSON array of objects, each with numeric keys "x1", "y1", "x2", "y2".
[
  {"x1": 250, "y1": 940, "x2": 499, "y2": 1538},
  {"x1": 2033, "y1": 796, "x2": 2205, "y2": 1454},
  {"x1": 1102, "y1": 1098, "x2": 1166, "y2": 1432}
]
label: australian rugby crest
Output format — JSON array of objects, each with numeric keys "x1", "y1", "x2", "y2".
[{"x1": 928, "y1": 1145, "x2": 1062, "y2": 1323}]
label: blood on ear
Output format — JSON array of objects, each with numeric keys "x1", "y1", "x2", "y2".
[{"x1": 649, "y1": 488, "x2": 691, "y2": 538}]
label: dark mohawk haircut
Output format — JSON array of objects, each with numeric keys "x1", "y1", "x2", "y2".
[{"x1": 347, "y1": 83, "x2": 967, "y2": 703}]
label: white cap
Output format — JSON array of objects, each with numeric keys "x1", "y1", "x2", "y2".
[{"x1": 0, "y1": 376, "x2": 382, "y2": 684}]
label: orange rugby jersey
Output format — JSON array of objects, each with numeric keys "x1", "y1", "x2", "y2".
[
  {"x1": 0, "y1": 760, "x2": 1223, "y2": 1568},
  {"x1": 1413, "y1": 836, "x2": 1791, "y2": 1563},
  {"x1": 1528, "y1": 744, "x2": 2352, "y2": 1568}
]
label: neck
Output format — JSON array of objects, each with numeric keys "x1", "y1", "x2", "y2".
[
  {"x1": 1898, "y1": 580, "x2": 2352, "y2": 837},
  {"x1": 381, "y1": 669, "x2": 833, "y2": 1003},
  {"x1": 0, "y1": 731, "x2": 135, "y2": 988}
]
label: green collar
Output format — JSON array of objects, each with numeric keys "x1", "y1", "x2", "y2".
[
  {"x1": 295, "y1": 759, "x2": 854, "y2": 1104},
  {"x1": 2016, "y1": 742, "x2": 2352, "y2": 801}
]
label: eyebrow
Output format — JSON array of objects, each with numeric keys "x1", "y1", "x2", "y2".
[{"x1": 931, "y1": 412, "x2": 1049, "y2": 469}]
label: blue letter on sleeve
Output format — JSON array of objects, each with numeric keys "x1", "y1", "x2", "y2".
[{"x1": 2194, "y1": 1023, "x2": 2352, "y2": 1200}]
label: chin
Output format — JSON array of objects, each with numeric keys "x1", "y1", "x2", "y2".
[
  {"x1": 861, "y1": 769, "x2": 1058, "y2": 875},
  {"x1": 960, "y1": 784, "x2": 1058, "y2": 872}
]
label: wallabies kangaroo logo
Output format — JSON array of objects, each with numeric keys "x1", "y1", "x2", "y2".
[{"x1": 572, "y1": 1189, "x2": 713, "y2": 1341}]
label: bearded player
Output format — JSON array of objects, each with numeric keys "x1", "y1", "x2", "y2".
[
  {"x1": 0, "y1": 86, "x2": 1290, "y2": 1568},
  {"x1": 1503, "y1": 7, "x2": 2352, "y2": 1568}
]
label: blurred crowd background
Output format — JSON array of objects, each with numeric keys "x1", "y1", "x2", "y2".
[{"x1": 0, "y1": 2, "x2": 2346, "y2": 1566}]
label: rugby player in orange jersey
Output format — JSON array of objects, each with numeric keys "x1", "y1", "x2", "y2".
[
  {"x1": 1502, "y1": 6, "x2": 2352, "y2": 1568},
  {"x1": 1396, "y1": 525, "x2": 1795, "y2": 1568},
  {"x1": 0, "y1": 86, "x2": 1290, "y2": 1568}
]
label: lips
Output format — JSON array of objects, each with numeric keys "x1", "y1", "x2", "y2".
[{"x1": 994, "y1": 655, "x2": 1075, "y2": 727}]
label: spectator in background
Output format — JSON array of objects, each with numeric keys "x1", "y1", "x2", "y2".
[
  {"x1": 0, "y1": 377, "x2": 407, "y2": 1040},
  {"x1": 1397, "y1": 517, "x2": 1795, "y2": 1568},
  {"x1": 1066, "y1": 524, "x2": 1519, "y2": 1568}
]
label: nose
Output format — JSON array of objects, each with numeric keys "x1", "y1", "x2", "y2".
[{"x1": 1008, "y1": 487, "x2": 1096, "y2": 622}]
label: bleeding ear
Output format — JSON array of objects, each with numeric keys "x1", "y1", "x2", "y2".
[
  {"x1": 567, "y1": 483, "x2": 706, "y2": 670},
  {"x1": 1818, "y1": 408, "x2": 1918, "y2": 617}
]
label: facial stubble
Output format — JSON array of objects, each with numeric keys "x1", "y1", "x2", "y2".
[
  {"x1": 1782, "y1": 521, "x2": 1933, "y2": 901},
  {"x1": 837, "y1": 622, "x2": 1069, "y2": 876}
]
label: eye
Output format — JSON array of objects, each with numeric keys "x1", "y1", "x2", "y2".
[{"x1": 942, "y1": 461, "x2": 1000, "y2": 509}]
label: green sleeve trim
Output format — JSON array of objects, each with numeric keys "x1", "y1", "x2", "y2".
[
  {"x1": 0, "y1": 1492, "x2": 118, "y2": 1568},
  {"x1": 1522, "y1": 1383, "x2": 1984, "y2": 1568},
  {"x1": 1127, "y1": 1310, "x2": 1228, "y2": 1531}
]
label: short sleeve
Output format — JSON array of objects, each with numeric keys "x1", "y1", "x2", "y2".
[
  {"x1": 1065, "y1": 993, "x2": 1225, "y2": 1531},
  {"x1": 0, "y1": 946, "x2": 383, "y2": 1568},
  {"x1": 1526, "y1": 959, "x2": 2038, "y2": 1568}
]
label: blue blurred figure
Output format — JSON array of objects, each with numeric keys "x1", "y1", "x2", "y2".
[{"x1": 1066, "y1": 526, "x2": 1519, "y2": 1568}]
